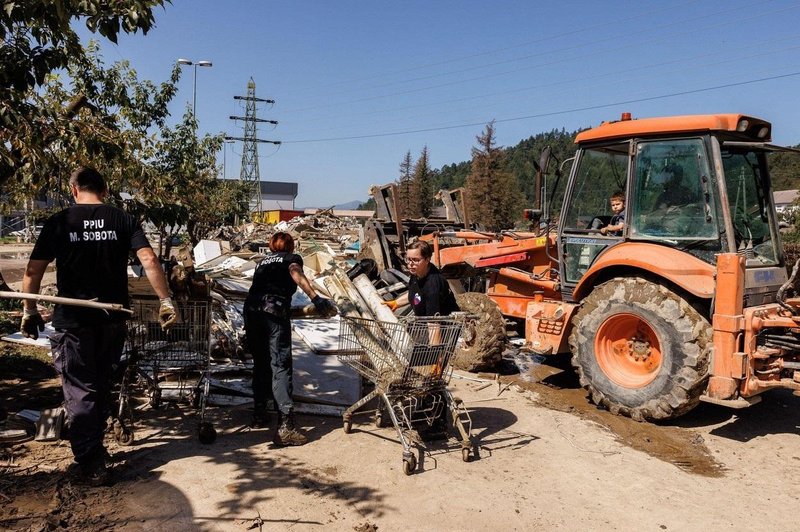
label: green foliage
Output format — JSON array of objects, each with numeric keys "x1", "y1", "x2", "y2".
[
  {"x1": 395, "y1": 150, "x2": 414, "y2": 218},
  {"x1": 128, "y1": 108, "x2": 249, "y2": 251},
  {"x1": 358, "y1": 197, "x2": 376, "y2": 211},
  {"x1": 1, "y1": 44, "x2": 181, "y2": 211},
  {"x1": 465, "y1": 122, "x2": 526, "y2": 231},
  {"x1": 769, "y1": 147, "x2": 800, "y2": 192},
  {"x1": 434, "y1": 161, "x2": 471, "y2": 191},
  {"x1": 427, "y1": 127, "x2": 579, "y2": 215},
  {"x1": 0, "y1": 1, "x2": 170, "y2": 189},
  {"x1": 1, "y1": 8, "x2": 247, "y2": 259},
  {"x1": 411, "y1": 146, "x2": 433, "y2": 217}
]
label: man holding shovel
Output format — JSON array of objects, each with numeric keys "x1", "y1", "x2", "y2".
[{"x1": 20, "y1": 167, "x2": 176, "y2": 486}]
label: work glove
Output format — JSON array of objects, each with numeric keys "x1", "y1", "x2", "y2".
[
  {"x1": 311, "y1": 295, "x2": 337, "y2": 317},
  {"x1": 383, "y1": 299, "x2": 399, "y2": 311},
  {"x1": 158, "y1": 297, "x2": 177, "y2": 331},
  {"x1": 21, "y1": 309, "x2": 45, "y2": 340}
]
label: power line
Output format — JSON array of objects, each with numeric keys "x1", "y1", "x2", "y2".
[
  {"x1": 329, "y1": 0, "x2": 772, "y2": 96},
  {"x1": 284, "y1": 37, "x2": 800, "y2": 137},
  {"x1": 283, "y1": 0, "x2": 791, "y2": 113},
  {"x1": 289, "y1": 0, "x2": 705, "y2": 93},
  {"x1": 281, "y1": 71, "x2": 800, "y2": 144}
]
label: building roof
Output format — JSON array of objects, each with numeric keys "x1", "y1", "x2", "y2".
[
  {"x1": 259, "y1": 181, "x2": 298, "y2": 197},
  {"x1": 303, "y1": 208, "x2": 374, "y2": 218},
  {"x1": 773, "y1": 189, "x2": 799, "y2": 205}
]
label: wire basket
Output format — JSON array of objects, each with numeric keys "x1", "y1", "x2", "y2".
[
  {"x1": 115, "y1": 298, "x2": 216, "y2": 445},
  {"x1": 126, "y1": 299, "x2": 211, "y2": 369},
  {"x1": 338, "y1": 315, "x2": 464, "y2": 391}
]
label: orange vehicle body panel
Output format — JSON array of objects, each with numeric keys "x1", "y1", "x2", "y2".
[
  {"x1": 524, "y1": 300, "x2": 579, "y2": 355},
  {"x1": 418, "y1": 113, "x2": 800, "y2": 412},
  {"x1": 575, "y1": 114, "x2": 771, "y2": 144},
  {"x1": 431, "y1": 234, "x2": 554, "y2": 270},
  {"x1": 572, "y1": 242, "x2": 715, "y2": 301},
  {"x1": 708, "y1": 254, "x2": 746, "y2": 400}
]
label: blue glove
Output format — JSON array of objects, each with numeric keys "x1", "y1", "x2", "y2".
[{"x1": 311, "y1": 296, "x2": 336, "y2": 317}]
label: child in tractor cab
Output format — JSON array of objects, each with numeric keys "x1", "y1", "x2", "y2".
[{"x1": 599, "y1": 191, "x2": 625, "y2": 236}]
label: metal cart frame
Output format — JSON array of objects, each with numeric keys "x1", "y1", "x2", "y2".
[
  {"x1": 338, "y1": 315, "x2": 473, "y2": 475},
  {"x1": 114, "y1": 299, "x2": 216, "y2": 445}
]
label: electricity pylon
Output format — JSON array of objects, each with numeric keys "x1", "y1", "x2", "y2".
[{"x1": 225, "y1": 78, "x2": 280, "y2": 213}]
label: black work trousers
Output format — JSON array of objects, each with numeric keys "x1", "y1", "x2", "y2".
[
  {"x1": 244, "y1": 310, "x2": 294, "y2": 415},
  {"x1": 50, "y1": 323, "x2": 126, "y2": 464}
]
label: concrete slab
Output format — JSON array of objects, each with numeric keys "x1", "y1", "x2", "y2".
[
  {"x1": 1, "y1": 323, "x2": 55, "y2": 350},
  {"x1": 292, "y1": 335, "x2": 360, "y2": 406},
  {"x1": 292, "y1": 315, "x2": 341, "y2": 354}
]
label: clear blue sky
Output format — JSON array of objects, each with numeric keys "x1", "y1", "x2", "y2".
[{"x1": 77, "y1": 0, "x2": 800, "y2": 208}]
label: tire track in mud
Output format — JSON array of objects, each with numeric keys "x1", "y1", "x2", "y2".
[{"x1": 504, "y1": 353, "x2": 725, "y2": 478}]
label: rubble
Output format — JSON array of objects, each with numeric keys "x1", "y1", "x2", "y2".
[{"x1": 1, "y1": 210, "x2": 406, "y2": 419}]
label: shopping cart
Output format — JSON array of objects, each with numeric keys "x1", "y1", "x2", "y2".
[
  {"x1": 338, "y1": 315, "x2": 473, "y2": 475},
  {"x1": 113, "y1": 299, "x2": 216, "y2": 445}
]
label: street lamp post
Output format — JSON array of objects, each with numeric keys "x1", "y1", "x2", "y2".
[
  {"x1": 223, "y1": 139, "x2": 234, "y2": 179},
  {"x1": 177, "y1": 58, "x2": 212, "y2": 119}
]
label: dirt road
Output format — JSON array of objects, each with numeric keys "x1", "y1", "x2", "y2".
[
  {"x1": 2, "y1": 348, "x2": 800, "y2": 531},
  {"x1": 2, "y1": 238, "x2": 798, "y2": 530}
]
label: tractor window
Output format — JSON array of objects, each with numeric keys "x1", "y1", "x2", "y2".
[
  {"x1": 630, "y1": 139, "x2": 719, "y2": 244},
  {"x1": 562, "y1": 144, "x2": 628, "y2": 231},
  {"x1": 721, "y1": 148, "x2": 778, "y2": 265}
]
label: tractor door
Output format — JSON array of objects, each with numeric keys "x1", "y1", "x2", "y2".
[
  {"x1": 627, "y1": 137, "x2": 724, "y2": 263},
  {"x1": 558, "y1": 141, "x2": 631, "y2": 299}
]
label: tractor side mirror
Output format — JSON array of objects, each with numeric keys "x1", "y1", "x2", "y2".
[{"x1": 539, "y1": 146, "x2": 552, "y2": 176}]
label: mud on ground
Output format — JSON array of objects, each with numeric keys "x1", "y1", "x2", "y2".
[{"x1": 2, "y1": 343, "x2": 800, "y2": 530}]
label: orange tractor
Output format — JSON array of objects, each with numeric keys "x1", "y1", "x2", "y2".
[{"x1": 424, "y1": 113, "x2": 800, "y2": 421}]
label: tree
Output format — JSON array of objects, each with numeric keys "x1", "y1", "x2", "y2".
[
  {"x1": 1, "y1": 43, "x2": 181, "y2": 212},
  {"x1": 395, "y1": 150, "x2": 414, "y2": 218},
  {"x1": 465, "y1": 122, "x2": 525, "y2": 231},
  {"x1": 1, "y1": 1, "x2": 170, "y2": 189},
  {"x1": 411, "y1": 146, "x2": 433, "y2": 218},
  {"x1": 769, "y1": 147, "x2": 800, "y2": 192},
  {"x1": 135, "y1": 108, "x2": 250, "y2": 255}
]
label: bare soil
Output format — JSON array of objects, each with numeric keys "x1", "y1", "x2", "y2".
[
  {"x1": 2, "y1": 243, "x2": 799, "y2": 530},
  {"x1": 2, "y1": 342, "x2": 800, "y2": 531}
]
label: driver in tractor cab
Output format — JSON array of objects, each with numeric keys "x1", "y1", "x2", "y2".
[
  {"x1": 655, "y1": 164, "x2": 693, "y2": 210},
  {"x1": 599, "y1": 191, "x2": 625, "y2": 236}
]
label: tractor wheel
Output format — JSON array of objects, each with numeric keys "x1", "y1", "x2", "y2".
[
  {"x1": 568, "y1": 278, "x2": 711, "y2": 421},
  {"x1": 452, "y1": 292, "x2": 506, "y2": 372}
]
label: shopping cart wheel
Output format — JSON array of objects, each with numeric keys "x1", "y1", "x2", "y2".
[
  {"x1": 461, "y1": 447, "x2": 471, "y2": 462},
  {"x1": 343, "y1": 420, "x2": 352, "y2": 434},
  {"x1": 113, "y1": 420, "x2": 135, "y2": 446},
  {"x1": 198, "y1": 422, "x2": 217, "y2": 444},
  {"x1": 402, "y1": 454, "x2": 417, "y2": 476},
  {"x1": 149, "y1": 389, "x2": 162, "y2": 409}
]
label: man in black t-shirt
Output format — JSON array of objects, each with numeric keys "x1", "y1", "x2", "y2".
[{"x1": 21, "y1": 167, "x2": 175, "y2": 486}]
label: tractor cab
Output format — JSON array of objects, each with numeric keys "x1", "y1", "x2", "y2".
[{"x1": 551, "y1": 113, "x2": 788, "y2": 306}]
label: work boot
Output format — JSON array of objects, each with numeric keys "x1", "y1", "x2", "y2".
[
  {"x1": 251, "y1": 408, "x2": 270, "y2": 428},
  {"x1": 78, "y1": 453, "x2": 111, "y2": 487},
  {"x1": 273, "y1": 412, "x2": 308, "y2": 446}
]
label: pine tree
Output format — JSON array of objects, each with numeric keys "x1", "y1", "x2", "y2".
[
  {"x1": 411, "y1": 146, "x2": 434, "y2": 218},
  {"x1": 396, "y1": 150, "x2": 414, "y2": 218},
  {"x1": 465, "y1": 122, "x2": 525, "y2": 231}
]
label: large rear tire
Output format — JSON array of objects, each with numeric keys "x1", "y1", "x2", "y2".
[
  {"x1": 568, "y1": 278, "x2": 711, "y2": 421},
  {"x1": 452, "y1": 292, "x2": 506, "y2": 372}
]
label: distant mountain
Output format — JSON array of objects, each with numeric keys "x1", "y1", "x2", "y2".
[{"x1": 334, "y1": 200, "x2": 365, "y2": 210}]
